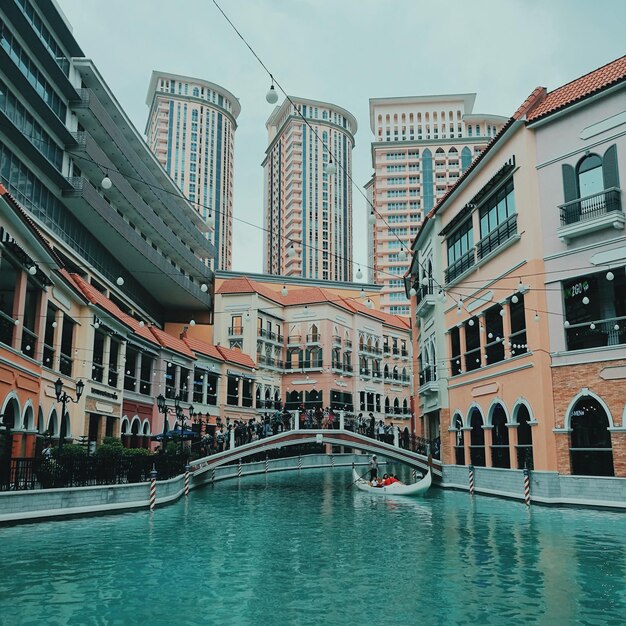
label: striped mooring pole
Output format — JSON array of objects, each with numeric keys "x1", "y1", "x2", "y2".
[
  {"x1": 184, "y1": 464, "x2": 190, "y2": 497},
  {"x1": 265, "y1": 455, "x2": 269, "y2": 473},
  {"x1": 238, "y1": 458, "x2": 242, "y2": 478},
  {"x1": 523, "y1": 468, "x2": 531, "y2": 506},
  {"x1": 149, "y1": 467, "x2": 157, "y2": 512},
  {"x1": 412, "y1": 468, "x2": 417, "y2": 481},
  {"x1": 298, "y1": 453, "x2": 302, "y2": 470},
  {"x1": 330, "y1": 454, "x2": 335, "y2": 468},
  {"x1": 211, "y1": 467, "x2": 216, "y2": 483},
  {"x1": 468, "y1": 464, "x2": 475, "y2": 496}
]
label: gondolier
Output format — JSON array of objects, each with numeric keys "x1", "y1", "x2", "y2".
[{"x1": 369, "y1": 455, "x2": 378, "y2": 481}]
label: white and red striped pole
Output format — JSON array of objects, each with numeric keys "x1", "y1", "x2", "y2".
[
  {"x1": 523, "y1": 468, "x2": 531, "y2": 506},
  {"x1": 298, "y1": 454, "x2": 302, "y2": 470},
  {"x1": 412, "y1": 468, "x2": 417, "y2": 481},
  {"x1": 211, "y1": 467, "x2": 216, "y2": 483},
  {"x1": 149, "y1": 467, "x2": 157, "y2": 512},
  {"x1": 184, "y1": 464, "x2": 190, "y2": 497},
  {"x1": 330, "y1": 454, "x2": 335, "y2": 468},
  {"x1": 238, "y1": 458, "x2": 242, "y2": 478},
  {"x1": 265, "y1": 455, "x2": 269, "y2": 473},
  {"x1": 468, "y1": 464, "x2": 475, "y2": 496}
]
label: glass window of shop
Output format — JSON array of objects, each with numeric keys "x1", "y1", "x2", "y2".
[
  {"x1": 0, "y1": 254, "x2": 18, "y2": 347},
  {"x1": 92, "y1": 331, "x2": 105, "y2": 383},
  {"x1": 570, "y1": 396, "x2": 614, "y2": 477},
  {"x1": 563, "y1": 268, "x2": 626, "y2": 351},
  {"x1": 124, "y1": 347, "x2": 138, "y2": 392},
  {"x1": 43, "y1": 304, "x2": 56, "y2": 367},
  {"x1": 139, "y1": 355, "x2": 152, "y2": 395},
  {"x1": 59, "y1": 316, "x2": 74, "y2": 376}
]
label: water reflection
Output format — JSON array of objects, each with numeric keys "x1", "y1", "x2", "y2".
[{"x1": 0, "y1": 468, "x2": 624, "y2": 625}]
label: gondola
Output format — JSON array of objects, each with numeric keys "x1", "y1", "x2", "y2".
[{"x1": 352, "y1": 468, "x2": 431, "y2": 497}]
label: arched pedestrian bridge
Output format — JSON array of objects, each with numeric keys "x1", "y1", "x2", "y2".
[{"x1": 190, "y1": 429, "x2": 442, "y2": 479}]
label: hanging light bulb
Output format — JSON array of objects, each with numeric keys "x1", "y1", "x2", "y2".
[
  {"x1": 468, "y1": 319, "x2": 475, "y2": 326},
  {"x1": 511, "y1": 295, "x2": 519, "y2": 304},
  {"x1": 94, "y1": 322, "x2": 100, "y2": 329},
  {"x1": 200, "y1": 283, "x2": 208, "y2": 293},
  {"x1": 266, "y1": 83, "x2": 278, "y2": 104},
  {"x1": 325, "y1": 158, "x2": 337, "y2": 176},
  {"x1": 590, "y1": 323, "x2": 596, "y2": 330},
  {"x1": 582, "y1": 296, "x2": 590, "y2": 305},
  {"x1": 245, "y1": 311, "x2": 251, "y2": 321},
  {"x1": 456, "y1": 306, "x2": 462, "y2": 316},
  {"x1": 564, "y1": 321, "x2": 570, "y2": 328},
  {"x1": 101, "y1": 173, "x2": 112, "y2": 190},
  {"x1": 500, "y1": 309, "x2": 505, "y2": 317},
  {"x1": 399, "y1": 249, "x2": 408, "y2": 260},
  {"x1": 28, "y1": 264, "x2": 37, "y2": 276},
  {"x1": 52, "y1": 321, "x2": 57, "y2": 328},
  {"x1": 606, "y1": 271, "x2": 614, "y2": 281},
  {"x1": 359, "y1": 288, "x2": 366, "y2": 299},
  {"x1": 139, "y1": 320, "x2": 145, "y2": 328},
  {"x1": 438, "y1": 289, "x2": 446, "y2": 303},
  {"x1": 190, "y1": 319, "x2": 196, "y2": 326},
  {"x1": 287, "y1": 244, "x2": 296, "y2": 258},
  {"x1": 368, "y1": 211, "x2": 376, "y2": 225},
  {"x1": 534, "y1": 312, "x2": 540, "y2": 322},
  {"x1": 366, "y1": 299, "x2": 374, "y2": 309},
  {"x1": 409, "y1": 287, "x2": 417, "y2": 297},
  {"x1": 116, "y1": 276, "x2": 124, "y2": 286},
  {"x1": 614, "y1": 324, "x2": 620, "y2": 331},
  {"x1": 207, "y1": 212, "x2": 215, "y2": 228},
  {"x1": 356, "y1": 267, "x2": 363, "y2": 280},
  {"x1": 488, "y1": 332, "x2": 493, "y2": 339},
  {"x1": 281, "y1": 285, "x2": 288, "y2": 297}
]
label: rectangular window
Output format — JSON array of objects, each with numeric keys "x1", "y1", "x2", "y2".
[
  {"x1": 21, "y1": 279, "x2": 39, "y2": 359},
  {"x1": 59, "y1": 316, "x2": 74, "y2": 376},
  {"x1": 140, "y1": 355, "x2": 153, "y2": 395},
  {"x1": 193, "y1": 368, "x2": 205, "y2": 404},
  {"x1": 124, "y1": 346, "x2": 138, "y2": 392},
  {"x1": 227, "y1": 375, "x2": 239, "y2": 406},
  {"x1": 509, "y1": 295, "x2": 527, "y2": 356},
  {"x1": 108, "y1": 339, "x2": 120, "y2": 387},
  {"x1": 165, "y1": 362, "x2": 176, "y2": 399},
  {"x1": 484, "y1": 306, "x2": 505, "y2": 364},
  {"x1": 446, "y1": 219, "x2": 474, "y2": 283},
  {"x1": 207, "y1": 373, "x2": 218, "y2": 405},
  {"x1": 477, "y1": 179, "x2": 517, "y2": 259},
  {"x1": 179, "y1": 366, "x2": 190, "y2": 399},
  {"x1": 464, "y1": 317, "x2": 481, "y2": 371},
  {"x1": 230, "y1": 315, "x2": 242, "y2": 336},
  {"x1": 43, "y1": 304, "x2": 56, "y2": 368},
  {"x1": 449, "y1": 327, "x2": 462, "y2": 375},
  {"x1": 92, "y1": 331, "x2": 105, "y2": 383}
]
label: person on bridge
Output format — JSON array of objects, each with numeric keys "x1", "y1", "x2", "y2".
[{"x1": 369, "y1": 455, "x2": 378, "y2": 481}]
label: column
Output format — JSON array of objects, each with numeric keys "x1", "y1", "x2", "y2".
[
  {"x1": 483, "y1": 425, "x2": 493, "y2": 467},
  {"x1": 174, "y1": 365, "x2": 181, "y2": 398},
  {"x1": 508, "y1": 424, "x2": 519, "y2": 469},
  {"x1": 339, "y1": 410, "x2": 345, "y2": 430},
  {"x1": 501, "y1": 301, "x2": 512, "y2": 359},
  {"x1": 34, "y1": 290, "x2": 48, "y2": 362},
  {"x1": 202, "y1": 369, "x2": 208, "y2": 405},
  {"x1": 52, "y1": 309, "x2": 63, "y2": 371},
  {"x1": 12, "y1": 269, "x2": 27, "y2": 350},
  {"x1": 118, "y1": 341, "x2": 127, "y2": 391},
  {"x1": 462, "y1": 426, "x2": 472, "y2": 465},
  {"x1": 458, "y1": 323, "x2": 466, "y2": 372},
  {"x1": 251, "y1": 380, "x2": 257, "y2": 411},
  {"x1": 237, "y1": 377, "x2": 243, "y2": 406},
  {"x1": 102, "y1": 334, "x2": 111, "y2": 383},
  {"x1": 134, "y1": 351, "x2": 142, "y2": 394}
]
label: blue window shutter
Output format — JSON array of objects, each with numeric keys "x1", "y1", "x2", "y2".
[
  {"x1": 562, "y1": 164, "x2": 577, "y2": 202},
  {"x1": 602, "y1": 144, "x2": 620, "y2": 189}
]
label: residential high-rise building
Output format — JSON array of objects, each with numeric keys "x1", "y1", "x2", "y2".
[
  {"x1": 368, "y1": 94, "x2": 507, "y2": 314},
  {"x1": 263, "y1": 97, "x2": 357, "y2": 281},
  {"x1": 146, "y1": 71, "x2": 240, "y2": 270}
]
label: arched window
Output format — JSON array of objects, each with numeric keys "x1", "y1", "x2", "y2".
[
  {"x1": 516, "y1": 405, "x2": 534, "y2": 469},
  {"x1": 490, "y1": 404, "x2": 510, "y2": 468},
  {"x1": 384, "y1": 364, "x2": 389, "y2": 379},
  {"x1": 469, "y1": 408, "x2": 485, "y2": 466},
  {"x1": 256, "y1": 387, "x2": 262, "y2": 408},
  {"x1": 454, "y1": 415, "x2": 465, "y2": 465},
  {"x1": 192, "y1": 87, "x2": 200, "y2": 97},
  {"x1": 393, "y1": 398, "x2": 400, "y2": 414},
  {"x1": 461, "y1": 147, "x2": 472, "y2": 172},
  {"x1": 577, "y1": 154, "x2": 603, "y2": 198},
  {"x1": 385, "y1": 397, "x2": 390, "y2": 414},
  {"x1": 570, "y1": 396, "x2": 614, "y2": 476}
]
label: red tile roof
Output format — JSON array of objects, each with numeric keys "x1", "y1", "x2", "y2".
[
  {"x1": 216, "y1": 345, "x2": 256, "y2": 369},
  {"x1": 149, "y1": 326, "x2": 196, "y2": 359},
  {"x1": 339, "y1": 296, "x2": 411, "y2": 330},
  {"x1": 69, "y1": 273, "x2": 132, "y2": 325},
  {"x1": 183, "y1": 336, "x2": 224, "y2": 361},
  {"x1": 526, "y1": 56, "x2": 626, "y2": 122},
  {"x1": 217, "y1": 276, "x2": 283, "y2": 305}
]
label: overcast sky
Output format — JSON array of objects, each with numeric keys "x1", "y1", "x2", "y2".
[{"x1": 57, "y1": 0, "x2": 626, "y2": 278}]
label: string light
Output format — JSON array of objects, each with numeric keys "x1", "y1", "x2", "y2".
[{"x1": 265, "y1": 82, "x2": 278, "y2": 104}]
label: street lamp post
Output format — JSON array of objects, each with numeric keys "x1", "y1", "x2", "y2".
[{"x1": 54, "y1": 378, "x2": 84, "y2": 450}]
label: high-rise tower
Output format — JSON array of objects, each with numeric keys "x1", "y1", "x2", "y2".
[
  {"x1": 368, "y1": 94, "x2": 507, "y2": 314},
  {"x1": 146, "y1": 71, "x2": 240, "y2": 270},
  {"x1": 263, "y1": 97, "x2": 357, "y2": 281}
]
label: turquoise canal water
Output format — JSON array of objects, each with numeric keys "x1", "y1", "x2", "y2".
[{"x1": 1, "y1": 466, "x2": 625, "y2": 625}]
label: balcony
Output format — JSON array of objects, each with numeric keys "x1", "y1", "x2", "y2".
[
  {"x1": 476, "y1": 213, "x2": 518, "y2": 260},
  {"x1": 343, "y1": 364, "x2": 354, "y2": 375},
  {"x1": 306, "y1": 334, "x2": 321, "y2": 345},
  {"x1": 258, "y1": 329, "x2": 284, "y2": 344},
  {"x1": 345, "y1": 339, "x2": 353, "y2": 351},
  {"x1": 445, "y1": 248, "x2": 475, "y2": 285},
  {"x1": 287, "y1": 334, "x2": 301, "y2": 346},
  {"x1": 228, "y1": 326, "x2": 243, "y2": 337},
  {"x1": 414, "y1": 283, "x2": 436, "y2": 318},
  {"x1": 418, "y1": 365, "x2": 439, "y2": 395},
  {"x1": 332, "y1": 335, "x2": 342, "y2": 347},
  {"x1": 558, "y1": 188, "x2": 623, "y2": 243},
  {"x1": 401, "y1": 349, "x2": 409, "y2": 360}
]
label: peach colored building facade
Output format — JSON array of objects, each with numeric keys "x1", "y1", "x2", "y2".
[
  {"x1": 368, "y1": 94, "x2": 507, "y2": 314},
  {"x1": 263, "y1": 97, "x2": 357, "y2": 281},
  {"x1": 145, "y1": 71, "x2": 240, "y2": 271},
  {"x1": 213, "y1": 273, "x2": 413, "y2": 425},
  {"x1": 409, "y1": 57, "x2": 626, "y2": 478}
]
